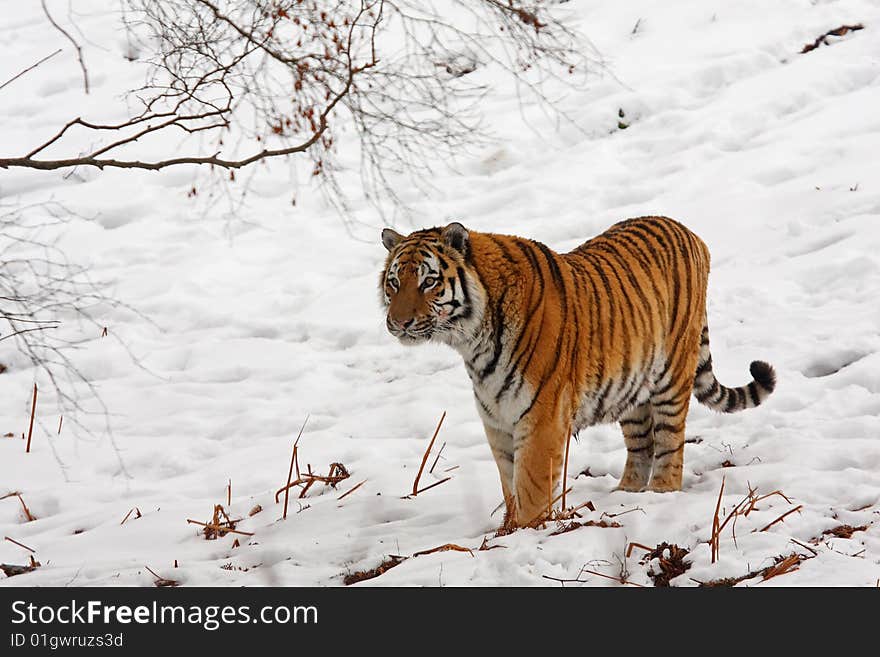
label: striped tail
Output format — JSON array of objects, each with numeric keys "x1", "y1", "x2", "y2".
[{"x1": 692, "y1": 318, "x2": 776, "y2": 413}]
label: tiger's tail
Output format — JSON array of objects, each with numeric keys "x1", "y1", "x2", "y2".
[{"x1": 692, "y1": 315, "x2": 776, "y2": 413}]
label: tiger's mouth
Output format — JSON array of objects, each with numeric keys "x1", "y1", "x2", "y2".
[{"x1": 386, "y1": 317, "x2": 435, "y2": 343}]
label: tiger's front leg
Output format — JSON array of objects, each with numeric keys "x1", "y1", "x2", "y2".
[
  {"x1": 511, "y1": 416, "x2": 569, "y2": 528},
  {"x1": 482, "y1": 423, "x2": 516, "y2": 530}
]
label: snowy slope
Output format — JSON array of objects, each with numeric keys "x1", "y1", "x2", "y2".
[{"x1": 1, "y1": 0, "x2": 879, "y2": 587}]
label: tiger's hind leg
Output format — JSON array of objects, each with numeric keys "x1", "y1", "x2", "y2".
[
  {"x1": 615, "y1": 401, "x2": 654, "y2": 491},
  {"x1": 647, "y1": 375, "x2": 696, "y2": 492}
]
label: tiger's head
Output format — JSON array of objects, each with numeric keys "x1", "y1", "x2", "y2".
[{"x1": 379, "y1": 222, "x2": 484, "y2": 347}]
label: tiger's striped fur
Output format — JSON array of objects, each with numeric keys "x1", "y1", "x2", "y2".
[{"x1": 379, "y1": 217, "x2": 776, "y2": 529}]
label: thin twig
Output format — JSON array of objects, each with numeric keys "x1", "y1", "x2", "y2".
[
  {"x1": 412, "y1": 411, "x2": 446, "y2": 496},
  {"x1": 41, "y1": 0, "x2": 89, "y2": 93},
  {"x1": 711, "y1": 476, "x2": 725, "y2": 563},
  {"x1": 337, "y1": 479, "x2": 367, "y2": 501},
  {"x1": 412, "y1": 543, "x2": 474, "y2": 558},
  {"x1": 626, "y1": 542, "x2": 654, "y2": 558},
  {"x1": 413, "y1": 476, "x2": 452, "y2": 496},
  {"x1": 0, "y1": 48, "x2": 62, "y2": 91},
  {"x1": 428, "y1": 441, "x2": 446, "y2": 474},
  {"x1": 790, "y1": 538, "x2": 818, "y2": 556},
  {"x1": 4, "y1": 536, "x2": 35, "y2": 553},
  {"x1": 282, "y1": 415, "x2": 309, "y2": 520},
  {"x1": 25, "y1": 384, "x2": 37, "y2": 453},
  {"x1": 120, "y1": 507, "x2": 141, "y2": 525},
  {"x1": 17, "y1": 495, "x2": 36, "y2": 522},
  {"x1": 562, "y1": 434, "x2": 571, "y2": 510},
  {"x1": 758, "y1": 505, "x2": 803, "y2": 533}
]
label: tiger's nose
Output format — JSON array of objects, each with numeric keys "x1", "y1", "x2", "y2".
[{"x1": 389, "y1": 317, "x2": 414, "y2": 331}]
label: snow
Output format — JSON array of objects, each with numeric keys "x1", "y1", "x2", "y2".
[{"x1": 2, "y1": 0, "x2": 879, "y2": 587}]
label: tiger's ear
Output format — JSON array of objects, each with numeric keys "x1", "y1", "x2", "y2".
[
  {"x1": 441, "y1": 222, "x2": 469, "y2": 254},
  {"x1": 381, "y1": 228, "x2": 404, "y2": 251}
]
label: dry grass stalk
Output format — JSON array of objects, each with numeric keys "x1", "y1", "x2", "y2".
[
  {"x1": 25, "y1": 383, "x2": 37, "y2": 453},
  {"x1": 412, "y1": 411, "x2": 446, "y2": 496},
  {"x1": 4, "y1": 536, "x2": 35, "y2": 552},
  {"x1": 743, "y1": 490, "x2": 792, "y2": 516},
  {"x1": 580, "y1": 567, "x2": 645, "y2": 587},
  {"x1": 757, "y1": 505, "x2": 803, "y2": 533},
  {"x1": 227, "y1": 479, "x2": 231, "y2": 507},
  {"x1": 542, "y1": 568, "x2": 644, "y2": 587},
  {"x1": 761, "y1": 553, "x2": 804, "y2": 581},
  {"x1": 281, "y1": 416, "x2": 309, "y2": 520},
  {"x1": 120, "y1": 507, "x2": 142, "y2": 525},
  {"x1": 337, "y1": 479, "x2": 367, "y2": 501},
  {"x1": 428, "y1": 442, "x2": 446, "y2": 474},
  {"x1": 187, "y1": 519, "x2": 253, "y2": 538},
  {"x1": 626, "y1": 542, "x2": 654, "y2": 558},
  {"x1": 601, "y1": 506, "x2": 644, "y2": 519},
  {"x1": 412, "y1": 476, "x2": 451, "y2": 496},
  {"x1": 708, "y1": 482, "x2": 798, "y2": 561},
  {"x1": 698, "y1": 547, "x2": 816, "y2": 587},
  {"x1": 412, "y1": 543, "x2": 474, "y2": 558},
  {"x1": 550, "y1": 519, "x2": 621, "y2": 536},
  {"x1": 527, "y1": 486, "x2": 577, "y2": 530},
  {"x1": 276, "y1": 462, "x2": 351, "y2": 506},
  {"x1": 710, "y1": 477, "x2": 725, "y2": 563},
  {"x1": 16, "y1": 494, "x2": 36, "y2": 522},
  {"x1": 444, "y1": 465, "x2": 459, "y2": 472},
  {"x1": 343, "y1": 555, "x2": 407, "y2": 585},
  {"x1": 478, "y1": 537, "x2": 505, "y2": 551},
  {"x1": 145, "y1": 565, "x2": 179, "y2": 588},
  {"x1": 494, "y1": 488, "x2": 585, "y2": 536},
  {"x1": 57, "y1": 416, "x2": 62, "y2": 435},
  {"x1": 790, "y1": 538, "x2": 818, "y2": 556},
  {"x1": 248, "y1": 504, "x2": 262, "y2": 517},
  {"x1": 562, "y1": 434, "x2": 572, "y2": 509},
  {"x1": 188, "y1": 504, "x2": 252, "y2": 539}
]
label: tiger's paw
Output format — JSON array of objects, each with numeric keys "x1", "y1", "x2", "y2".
[
  {"x1": 645, "y1": 481, "x2": 681, "y2": 493},
  {"x1": 614, "y1": 483, "x2": 644, "y2": 492}
]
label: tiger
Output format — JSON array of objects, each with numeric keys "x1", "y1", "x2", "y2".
[{"x1": 379, "y1": 216, "x2": 776, "y2": 529}]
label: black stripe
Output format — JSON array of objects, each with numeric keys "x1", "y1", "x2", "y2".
[
  {"x1": 695, "y1": 379, "x2": 719, "y2": 401},
  {"x1": 654, "y1": 421, "x2": 684, "y2": 434},
  {"x1": 455, "y1": 266, "x2": 472, "y2": 320},
  {"x1": 654, "y1": 443, "x2": 685, "y2": 459},
  {"x1": 653, "y1": 377, "x2": 677, "y2": 398},
  {"x1": 724, "y1": 387, "x2": 740, "y2": 412},
  {"x1": 489, "y1": 236, "x2": 519, "y2": 268},
  {"x1": 747, "y1": 381, "x2": 760, "y2": 407},
  {"x1": 626, "y1": 426, "x2": 654, "y2": 441},
  {"x1": 695, "y1": 356, "x2": 713, "y2": 378},
  {"x1": 479, "y1": 288, "x2": 508, "y2": 381}
]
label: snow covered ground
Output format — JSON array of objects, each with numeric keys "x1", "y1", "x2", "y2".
[{"x1": 2, "y1": 0, "x2": 879, "y2": 587}]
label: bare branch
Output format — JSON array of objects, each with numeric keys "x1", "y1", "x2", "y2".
[
  {"x1": 0, "y1": 49, "x2": 62, "y2": 92},
  {"x1": 4, "y1": 0, "x2": 599, "y2": 218},
  {"x1": 41, "y1": 0, "x2": 90, "y2": 94}
]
